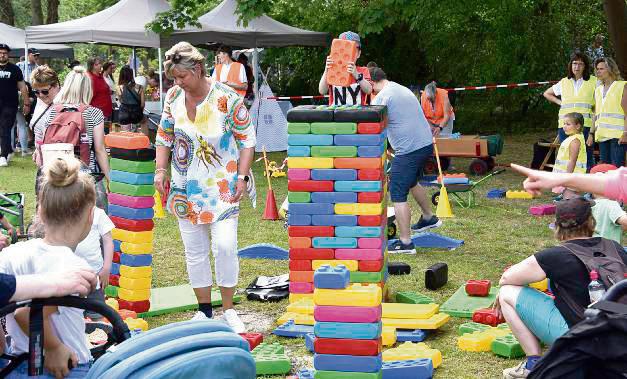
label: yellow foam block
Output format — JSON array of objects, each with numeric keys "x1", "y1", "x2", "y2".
[
  {"x1": 105, "y1": 298, "x2": 119, "y2": 311},
  {"x1": 334, "y1": 203, "x2": 383, "y2": 216},
  {"x1": 112, "y1": 229, "x2": 154, "y2": 244},
  {"x1": 529, "y1": 278, "x2": 548, "y2": 292},
  {"x1": 118, "y1": 287, "x2": 151, "y2": 302},
  {"x1": 382, "y1": 312, "x2": 450, "y2": 330},
  {"x1": 125, "y1": 317, "x2": 149, "y2": 332},
  {"x1": 314, "y1": 283, "x2": 382, "y2": 307},
  {"x1": 312, "y1": 259, "x2": 358, "y2": 271},
  {"x1": 288, "y1": 157, "x2": 334, "y2": 169},
  {"x1": 277, "y1": 312, "x2": 315, "y2": 326},
  {"x1": 382, "y1": 342, "x2": 443, "y2": 368},
  {"x1": 286, "y1": 298, "x2": 314, "y2": 315},
  {"x1": 121, "y1": 242, "x2": 153, "y2": 255},
  {"x1": 289, "y1": 293, "x2": 313, "y2": 304},
  {"x1": 382, "y1": 303, "x2": 439, "y2": 319},
  {"x1": 457, "y1": 328, "x2": 511, "y2": 352},
  {"x1": 506, "y1": 190, "x2": 534, "y2": 199},
  {"x1": 119, "y1": 276, "x2": 152, "y2": 290},
  {"x1": 120, "y1": 265, "x2": 152, "y2": 279},
  {"x1": 382, "y1": 326, "x2": 397, "y2": 347}
]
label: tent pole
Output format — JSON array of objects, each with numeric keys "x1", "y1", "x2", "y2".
[
  {"x1": 132, "y1": 47, "x2": 137, "y2": 76},
  {"x1": 158, "y1": 47, "x2": 163, "y2": 113},
  {"x1": 24, "y1": 44, "x2": 29, "y2": 81},
  {"x1": 253, "y1": 45, "x2": 259, "y2": 100}
]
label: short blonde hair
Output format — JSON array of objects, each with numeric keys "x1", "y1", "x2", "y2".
[
  {"x1": 595, "y1": 57, "x2": 623, "y2": 81},
  {"x1": 163, "y1": 42, "x2": 206, "y2": 79},
  {"x1": 57, "y1": 66, "x2": 93, "y2": 105},
  {"x1": 31, "y1": 65, "x2": 59, "y2": 88}
]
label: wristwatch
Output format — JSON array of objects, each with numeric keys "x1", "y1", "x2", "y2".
[
  {"x1": 356, "y1": 73, "x2": 364, "y2": 83},
  {"x1": 238, "y1": 174, "x2": 250, "y2": 182}
]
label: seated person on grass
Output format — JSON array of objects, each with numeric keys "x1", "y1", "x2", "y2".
[{"x1": 496, "y1": 197, "x2": 627, "y2": 379}]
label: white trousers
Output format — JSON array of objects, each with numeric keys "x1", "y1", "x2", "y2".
[{"x1": 177, "y1": 217, "x2": 239, "y2": 288}]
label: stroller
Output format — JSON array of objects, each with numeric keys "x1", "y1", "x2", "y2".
[
  {"x1": 528, "y1": 279, "x2": 627, "y2": 379},
  {"x1": 0, "y1": 193, "x2": 24, "y2": 243},
  {"x1": 0, "y1": 297, "x2": 256, "y2": 378}
]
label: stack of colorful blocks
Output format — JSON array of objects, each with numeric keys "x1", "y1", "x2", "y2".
[
  {"x1": 286, "y1": 104, "x2": 388, "y2": 304},
  {"x1": 313, "y1": 264, "x2": 383, "y2": 378},
  {"x1": 104, "y1": 132, "x2": 155, "y2": 314}
]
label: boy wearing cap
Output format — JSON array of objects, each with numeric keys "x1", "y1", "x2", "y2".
[
  {"x1": 318, "y1": 31, "x2": 373, "y2": 105},
  {"x1": 496, "y1": 197, "x2": 627, "y2": 379}
]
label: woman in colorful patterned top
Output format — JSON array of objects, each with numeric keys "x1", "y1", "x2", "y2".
[{"x1": 155, "y1": 42, "x2": 255, "y2": 333}]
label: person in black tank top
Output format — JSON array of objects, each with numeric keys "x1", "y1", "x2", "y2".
[{"x1": 116, "y1": 65, "x2": 145, "y2": 131}]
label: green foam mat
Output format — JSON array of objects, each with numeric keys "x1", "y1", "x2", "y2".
[
  {"x1": 311, "y1": 122, "x2": 357, "y2": 134},
  {"x1": 288, "y1": 122, "x2": 311, "y2": 134},
  {"x1": 440, "y1": 284, "x2": 499, "y2": 317},
  {"x1": 311, "y1": 146, "x2": 357, "y2": 158},
  {"x1": 110, "y1": 158, "x2": 156, "y2": 174},
  {"x1": 109, "y1": 181, "x2": 155, "y2": 197},
  {"x1": 138, "y1": 285, "x2": 242, "y2": 318}
]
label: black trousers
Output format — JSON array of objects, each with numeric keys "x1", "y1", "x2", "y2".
[{"x1": 0, "y1": 104, "x2": 17, "y2": 158}]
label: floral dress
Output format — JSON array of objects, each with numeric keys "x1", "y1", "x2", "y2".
[{"x1": 156, "y1": 81, "x2": 256, "y2": 224}]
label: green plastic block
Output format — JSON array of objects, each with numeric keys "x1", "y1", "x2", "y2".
[
  {"x1": 252, "y1": 343, "x2": 291, "y2": 375},
  {"x1": 105, "y1": 285, "x2": 119, "y2": 298},
  {"x1": 440, "y1": 284, "x2": 499, "y2": 317},
  {"x1": 315, "y1": 370, "x2": 382, "y2": 379},
  {"x1": 350, "y1": 269, "x2": 384, "y2": 283},
  {"x1": 109, "y1": 182, "x2": 155, "y2": 197},
  {"x1": 288, "y1": 191, "x2": 311, "y2": 203},
  {"x1": 492, "y1": 334, "x2": 525, "y2": 358},
  {"x1": 311, "y1": 122, "x2": 357, "y2": 135},
  {"x1": 311, "y1": 146, "x2": 357, "y2": 158},
  {"x1": 110, "y1": 158, "x2": 156, "y2": 174},
  {"x1": 458, "y1": 322, "x2": 491, "y2": 336},
  {"x1": 395, "y1": 291, "x2": 435, "y2": 305},
  {"x1": 288, "y1": 122, "x2": 311, "y2": 134}
]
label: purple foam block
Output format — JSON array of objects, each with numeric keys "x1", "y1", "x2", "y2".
[
  {"x1": 335, "y1": 248, "x2": 383, "y2": 260},
  {"x1": 358, "y1": 238, "x2": 383, "y2": 249}
]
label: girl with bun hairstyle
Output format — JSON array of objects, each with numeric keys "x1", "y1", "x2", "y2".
[{"x1": 0, "y1": 156, "x2": 97, "y2": 378}]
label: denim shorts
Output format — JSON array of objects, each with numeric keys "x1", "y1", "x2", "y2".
[
  {"x1": 515, "y1": 286, "x2": 569, "y2": 345},
  {"x1": 5, "y1": 360, "x2": 91, "y2": 378},
  {"x1": 390, "y1": 144, "x2": 434, "y2": 202}
]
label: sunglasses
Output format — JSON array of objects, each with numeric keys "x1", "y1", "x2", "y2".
[{"x1": 34, "y1": 88, "x2": 51, "y2": 96}]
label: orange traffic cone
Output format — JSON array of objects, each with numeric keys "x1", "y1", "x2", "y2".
[{"x1": 263, "y1": 189, "x2": 280, "y2": 220}]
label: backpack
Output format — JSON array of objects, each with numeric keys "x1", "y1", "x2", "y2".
[
  {"x1": 42, "y1": 104, "x2": 90, "y2": 166},
  {"x1": 118, "y1": 84, "x2": 143, "y2": 125},
  {"x1": 557, "y1": 239, "x2": 627, "y2": 318}
]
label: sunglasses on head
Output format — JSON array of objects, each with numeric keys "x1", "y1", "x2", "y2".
[{"x1": 34, "y1": 89, "x2": 51, "y2": 96}]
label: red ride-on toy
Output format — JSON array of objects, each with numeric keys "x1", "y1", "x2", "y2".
[{"x1": 423, "y1": 134, "x2": 504, "y2": 176}]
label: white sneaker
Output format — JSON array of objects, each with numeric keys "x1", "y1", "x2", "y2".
[
  {"x1": 6, "y1": 153, "x2": 13, "y2": 163},
  {"x1": 223, "y1": 309, "x2": 246, "y2": 333},
  {"x1": 191, "y1": 311, "x2": 210, "y2": 321},
  {"x1": 0, "y1": 157, "x2": 7, "y2": 167},
  {"x1": 21, "y1": 148, "x2": 32, "y2": 157}
]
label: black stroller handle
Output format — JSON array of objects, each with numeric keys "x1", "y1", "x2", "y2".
[{"x1": 602, "y1": 279, "x2": 627, "y2": 302}]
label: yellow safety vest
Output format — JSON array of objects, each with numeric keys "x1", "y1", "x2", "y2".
[
  {"x1": 558, "y1": 76, "x2": 597, "y2": 129},
  {"x1": 595, "y1": 81, "x2": 626, "y2": 141},
  {"x1": 553, "y1": 133, "x2": 587, "y2": 173}
]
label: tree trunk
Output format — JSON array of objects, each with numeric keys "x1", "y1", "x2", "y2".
[
  {"x1": 604, "y1": 0, "x2": 627, "y2": 78},
  {"x1": 0, "y1": 0, "x2": 15, "y2": 26},
  {"x1": 46, "y1": 0, "x2": 60, "y2": 24},
  {"x1": 31, "y1": 0, "x2": 44, "y2": 25}
]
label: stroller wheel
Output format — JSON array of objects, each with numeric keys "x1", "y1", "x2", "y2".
[
  {"x1": 387, "y1": 222, "x2": 397, "y2": 239},
  {"x1": 432, "y1": 192, "x2": 440, "y2": 206}
]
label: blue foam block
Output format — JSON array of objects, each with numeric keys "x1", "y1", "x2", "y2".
[
  {"x1": 289, "y1": 203, "x2": 335, "y2": 215},
  {"x1": 486, "y1": 188, "x2": 507, "y2": 198},
  {"x1": 120, "y1": 253, "x2": 152, "y2": 267},
  {"x1": 305, "y1": 333, "x2": 315, "y2": 353},
  {"x1": 289, "y1": 214, "x2": 312, "y2": 226},
  {"x1": 442, "y1": 177, "x2": 470, "y2": 185},
  {"x1": 396, "y1": 329, "x2": 427, "y2": 342},
  {"x1": 388, "y1": 232, "x2": 464, "y2": 250},
  {"x1": 314, "y1": 353, "x2": 383, "y2": 373},
  {"x1": 113, "y1": 239, "x2": 121, "y2": 252},
  {"x1": 334, "y1": 133, "x2": 385, "y2": 146},
  {"x1": 288, "y1": 134, "x2": 333, "y2": 146},
  {"x1": 314, "y1": 321, "x2": 382, "y2": 339},
  {"x1": 298, "y1": 368, "x2": 315, "y2": 379},
  {"x1": 110, "y1": 170, "x2": 154, "y2": 185},
  {"x1": 111, "y1": 262, "x2": 120, "y2": 275},
  {"x1": 382, "y1": 359, "x2": 433, "y2": 379},
  {"x1": 273, "y1": 320, "x2": 314, "y2": 338},
  {"x1": 314, "y1": 264, "x2": 350, "y2": 289},
  {"x1": 312, "y1": 215, "x2": 358, "y2": 227},
  {"x1": 311, "y1": 169, "x2": 357, "y2": 181},
  {"x1": 237, "y1": 243, "x2": 288, "y2": 260},
  {"x1": 288, "y1": 146, "x2": 311, "y2": 157},
  {"x1": 109, "y1": 204, "x2": 154, "y2": 220},
  {"x1": 358, "y1": 145, "x2": 385, "y2": 157},
  {"x1": 334, "y1": 181, "x2": 382, "y2": 192},
  {"x1": 311, "y1": 192, "x2": 357, "y2": 204},
  {"x1": 312, "y1": 237, "x2": 357, "y2": 249},
  {"x1": 335, "y1": 226, "x2": 382, "y2": 238}
]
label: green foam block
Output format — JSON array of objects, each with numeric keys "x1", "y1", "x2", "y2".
[
  {"x1": 138, "y1": 285, "x2": 242, "y2": 318},
  {"x1": 350, "y1": 269, "x2": 384, "y2": 283},
  {"x1": 395, "y1": 291, "x2": 435, "y2": 305},
  {"x1": 440, "y1": 284, "x2": 499, "y2": 317},
  {"x1": 311, "y1": 122, "x2": 357, "y2": 134},
  {"x1": 458, "y1": 321, "x2": 491, "y2": 336},
  {"x1": 109, "y1": 181, "x2": 155, "y2": 197},
  {"x1": 315, "y1": 370, "x2": 382, "y2": 379},
  {"x1": 311, "y1": 146, "x2": 357, "y2": 158},
  {"x1": 105, "y1": 285, "x2": 119, "y2": 298},
  {"x1": 110, "y1": 158, "x2": 156, "y2": 174},
  {"x1": 252, "y1": 343, "x2": 291, "y2": 375},
  {"x1": 288, "y1": 191, "x2": 311, "y2": 203},
  {"x1": 288, "y1": 122, "x2": 311, "y2": 134},
  {"x1": 491, "y1": 334, "x2": 525, "y2": 358}
]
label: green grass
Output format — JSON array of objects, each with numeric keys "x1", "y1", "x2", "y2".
[{"x1": 0, "y1": 133, "x2": 561, "y2": 378}]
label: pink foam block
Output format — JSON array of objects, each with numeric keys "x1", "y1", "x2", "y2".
[
  {"x1": 335, "y1": 248, "x2": 383, "y2": 260},
  {"x1": 529, "y1": 204, "x2": 556, "y2": 216},
  {"x1": 107, "y1": 193, "x2": 155, "y2": 208},
  {"x1": 314, "y1": 305, "x2": 382, "y2": 323},
  {"x1": 289, "y1": 281, "x2": 314, "y2": 294},
  {"x1": 288, "y1": 169, "x2": 311, "y2": 181},
  {"x1": 358, "y1": 238, "x2": 383, "y2": 249}
]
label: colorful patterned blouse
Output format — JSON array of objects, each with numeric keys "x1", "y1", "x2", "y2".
[{"x1": 156, "y1": 81, "x2": 256, "y2": 224}]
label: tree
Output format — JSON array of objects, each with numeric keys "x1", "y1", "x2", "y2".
[
  {"x1": 0, "y1": 0, "x2": 15, "y2": 25},
  {"x1": 604, "y1": 0, "x2": 627, "y2": 77},
  {"x1": 31, "y1": 0, "x2": 43, "y2": 25},
  {"x1": 46, "y1": 0, "x2": 59, "y2": 24}
]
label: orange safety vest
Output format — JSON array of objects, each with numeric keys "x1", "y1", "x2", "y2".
[
  {"x1": 421, "y1": 88, "x2": 454, "y2": 125},
  {"x1": 215, "y1": 62, "x2": 247, "y2": 97}
]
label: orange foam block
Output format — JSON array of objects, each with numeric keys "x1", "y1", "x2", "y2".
[
  {"x1": 105, "y1": 132, "x2": 150, "y2": 150},
  {"x1": 334, "y1": 158, "x2": 383, "y2": 170},
  {"x1": 326, "y1": 39, "x2": 359, "y2": 87}
]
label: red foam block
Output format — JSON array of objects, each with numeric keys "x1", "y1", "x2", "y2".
[
  {"x1": 113, "y1": 251, "x2": 121, "y2": 263},
  {"x1": 239, "y1": 333, "x2": 263, "y2": 350},
  {"x1": 358, "y1": 192, "x2": 383, "y2": 203},
  {"x1": 109, "y1": 274, "x2": 120, "y2": 287},
  {"x1": 358, "y1": 215, "x2": 384, "y2": 226},
  {"x1": 118, "y1": 299, "x2": 151, "y2": 313},
  {"x1": 288, "y1": 226, "x2": 335, "y2": 238},
  {"x1": 358, "y1": 260, "x2": 384, "y2": 272},
  {"x1": 289, "y1": 259, "x2": 312, "y2": 271},
  {"x1": 288, "y1": 180, "x2": 334, "y2": 192},
  {"x1": 289, "y1": 248, "x2": 335, "y2": 260},
  {"x1": 314, "y1": 337, "x2": 382, "y2": 356},
  {"x1": 472, "y1": 307, "x2": 505, "y2": 326},
  {"x1": 110, "y1": 216, "x2": 154, "y2": 232},
  {"x1": 465, "y1": 280, "x2": 491, "y2": 297},
  {"x1": 358, "y1": 169, "x2": 383, "y2": 181},
  {"x1": 357, "y1": 123, "x2": 385, "y2": 134}
]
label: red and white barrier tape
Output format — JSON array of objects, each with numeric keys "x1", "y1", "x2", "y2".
[{"x1": 264, "y1": 80, "x2": 558, "y2": 100}]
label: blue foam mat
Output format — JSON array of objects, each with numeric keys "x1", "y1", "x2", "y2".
[
  {"x1": 238, "y1": 243, "x2": 288, "y2": 260},
  {"x1": 388, "y1": 232, "x2": 464, "y2": 250}
]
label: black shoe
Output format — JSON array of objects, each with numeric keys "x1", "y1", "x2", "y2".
[
  {"x1": 389, "y1": 239, "x2": 416, "y2": 254},
  {"x1": 411, "y1": 215, "x2": 443, "y2": 232}
]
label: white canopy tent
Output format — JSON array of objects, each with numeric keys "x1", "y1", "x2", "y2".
[{"x1": 0, "y1": 23, "x2": 73, "y2": 59}]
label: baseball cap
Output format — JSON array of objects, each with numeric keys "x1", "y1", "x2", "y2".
[
  {"x1": 28, "y1": 48, "x2": 40, "y2": 55},
  {"x1": 555, "y1": 197, "x2": 595, "y2": 229},
  {"x1": 339, "y1": 31, "x2": 361, "y2": 48},
  {"x1": 0, "y1": 44, "x2": 10, "y2": 52}
]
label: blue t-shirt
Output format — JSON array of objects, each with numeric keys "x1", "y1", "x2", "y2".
[{"x1": 372, "y1": 81, "x2": 432, "y2": 155}]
